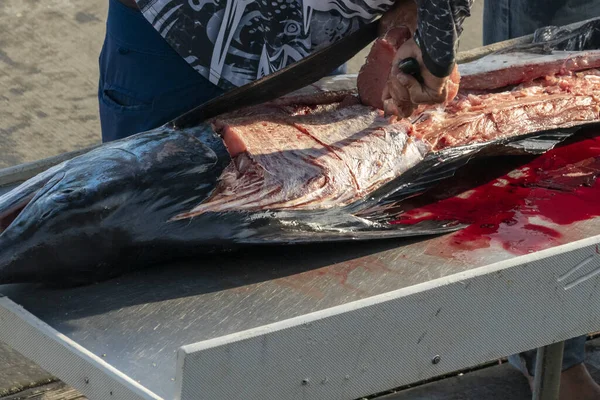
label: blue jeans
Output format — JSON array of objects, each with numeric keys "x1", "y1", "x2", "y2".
[
  {"x1": 98, "y1": 0, "x2": 346, "y2": 142},
  {"x1": 483, "y1": 0, "x2": 600, "y2": 45},
  {"x1": 98, "y1": 0, "x2": 224, "y2": 142},
  {"x1": 483, "y1": 0, "x2": 597, "y2": 375},
  {"x1": 509, "y1": 336, "x2": 588, "y2": 377}
]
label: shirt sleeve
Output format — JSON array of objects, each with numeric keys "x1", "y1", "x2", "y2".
[{"x1": 414, "y1": 0, "x2": 473, "y2": 78}]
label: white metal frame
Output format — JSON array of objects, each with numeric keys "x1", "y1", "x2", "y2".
[
  {"x1": 0, "y1": 222, "x2": 598, "y2": 400},
  {"x1": 175, "y1": 236, "x2": 600, "y2": 400},
  {"x1": 0, "y1": 296, "x2": 161, "y2": 400}
]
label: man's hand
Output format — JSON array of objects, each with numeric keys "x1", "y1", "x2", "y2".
[
  {"x1": 382, "y1": 38, "x2": 460, "y2": 118},
  {"x1": 358, "y1": 0, "x2": 462, "y2": 117}
]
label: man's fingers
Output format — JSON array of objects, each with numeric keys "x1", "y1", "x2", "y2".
[
  {"x1": 385, "y1": 74, "x2": 416, "y2": 117},
  {"x1": 383, "y1": 37, "x2": 461, "y2": 118},
  {"x1": 395, "y1": 58, "x2": 448, "y2": 104},
  {"x1": 384, "y1": 38, "x2": 456, "y2": 116},
  {"x1": 383, "y1": 98, "x2": 400, "y2": 116},
  {"x1": 406, "y1": 76, "x2": 447, "y2": 104}
]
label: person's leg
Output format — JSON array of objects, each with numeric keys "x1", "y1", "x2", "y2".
[
  {"x1": 483, "y1": 0, "x2": 600, "y2": 45},
  {"x1": 507, "y1": 336, "x2": 600, "y2": 400},
  {"x1": 549, "y1": 0, "x2": 600, "y2": 28},
  {"x1": 508, "y1": 337, "x2": 600, "y2": 399},
  {"x1": 558, "y1": 363, "x2": 600, "y2": 400},
  {"x1": 482, "y1": 0, "x2": 511, "y2": 46},
  {"x1": 508, "y1": 336, "x2": 587, "y2": 378},
  {"x1": 483, "y1": 0, "x2": 553, "y2": 44},
  {"x1": 508, "y1": 335, "x2": 600, "y2": 400},
  {"x1": 98, "y1": 0, "x2": 224, "y2": 142}
]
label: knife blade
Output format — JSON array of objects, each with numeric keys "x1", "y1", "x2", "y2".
[{"x1": 168, "y1": 18, "x2": 381, "y2": 129}]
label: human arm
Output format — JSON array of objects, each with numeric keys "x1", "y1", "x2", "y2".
[{"x1": 381, "y1": 0, "x2": 473, "y2": 117}]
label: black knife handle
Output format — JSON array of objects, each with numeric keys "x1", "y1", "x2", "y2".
[{"x1": 398, "y1": 57, "x2": 425, "y2": 85}]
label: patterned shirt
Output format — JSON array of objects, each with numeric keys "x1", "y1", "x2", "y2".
[{"x1": 134, "y1": 0, "x2": 472, "y2": 89}]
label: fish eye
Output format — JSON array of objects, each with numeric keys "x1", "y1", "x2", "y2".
[{"x1": 284, "y1": 21, "x2": 300, "y2": 35}]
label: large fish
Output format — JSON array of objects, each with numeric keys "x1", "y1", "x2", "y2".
[{"x1": 2, "y1": 20, "x2": 600, "y2": 285}]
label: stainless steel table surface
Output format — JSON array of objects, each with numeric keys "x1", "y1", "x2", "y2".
[
  {"x1": 1, "y1": 75, "x2": 600, "y2": 400},
  {"x1": 2, "y1": 211, "x2": 599, "y2": 399}
]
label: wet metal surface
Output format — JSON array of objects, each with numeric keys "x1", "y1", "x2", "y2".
[{"x1": 1, "y1": 212, "x2": 599, "y2": 398}]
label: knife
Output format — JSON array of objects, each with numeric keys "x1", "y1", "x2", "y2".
[{"x1": 168, "y1": 18, "x2": 381, "y2": 129}]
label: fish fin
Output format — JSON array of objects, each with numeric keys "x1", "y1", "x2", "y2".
[{"x1": 0, "y1": 164, "x2": 65, "y2": 233}]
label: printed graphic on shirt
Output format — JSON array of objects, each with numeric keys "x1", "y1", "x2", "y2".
[{"x1": 135, "y1": 0, "x2": 393, "y2": 89}]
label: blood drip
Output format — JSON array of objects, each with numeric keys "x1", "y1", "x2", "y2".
[{"x1": 392, "y1": 131, "x2": 600, "y2": 256}]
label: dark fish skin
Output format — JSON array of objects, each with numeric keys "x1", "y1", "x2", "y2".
[
  {"x1": 0, "y1": 112, "x2": 589, "y2": 286},
  {"x1": 0, "y1": 108, "x2": 590, "y2": 287},
  {"x1": 2, "y1": 19, "x2": 600, "y2": 286},
  {"x1": 0, "y1": 120, "x2": 462, "y2": 286},
  {"x1": 0, "y1": 126, "x2": 234, "y2": 285},
  {"x1": 0, "y1": 106, "x2": 594, "y2": 286}
]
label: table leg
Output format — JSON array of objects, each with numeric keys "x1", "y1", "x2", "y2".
[{"x1": 532, "y1": 341, "x2": 565, "y2": 400}]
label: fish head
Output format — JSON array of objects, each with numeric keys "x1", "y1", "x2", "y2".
[{"x1": 0, "y1": 126, "x2": 230, "y2": 285}]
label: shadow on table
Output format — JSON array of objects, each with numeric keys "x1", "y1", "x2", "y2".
[{"x1": 1, "y1": 235, "x2": 436, "y2": 319}]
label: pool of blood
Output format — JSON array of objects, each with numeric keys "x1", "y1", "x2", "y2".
[{"x1": 391, "y1": 128, "x2": 600, "y2": 256}]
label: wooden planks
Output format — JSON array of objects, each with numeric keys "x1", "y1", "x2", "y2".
[
  {"x1": 1, "y1": 383, "x2": 85, "y2": 400},
  {"x1": 0, "y1": 342, "x2": 54, "y2": 398}
]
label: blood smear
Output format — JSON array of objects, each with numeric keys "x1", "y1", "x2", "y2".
[{"x1": 391, "y1": 130, "x2": 600, "y2": 256}]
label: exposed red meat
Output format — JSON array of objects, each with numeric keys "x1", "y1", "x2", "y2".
[
  {"x1": 377, "y1": 0, "x2": 417, "y2": 36},
  {"x1": 175, "y1": 103, "x2": 427, "y2": 218},
  {"x1": 459, "y1": 50, "x2": 600, "y2": 91},
  {"x1": 357, "y1": 27, "x2": 411, "y2": 110},
  {"x1": 174, "y1": 68, "x2": 600, "y2": 219},
  {"x1": 446, "y1": 67, "x2": 461, "y2": 103},
  {"x1": 415, "y1": 70, "x2": 600, "y2": 150}
]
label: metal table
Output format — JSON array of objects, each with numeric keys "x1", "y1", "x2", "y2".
[
  {"x1": 1, "y1": 75, "x2": 600, "y2": 400},
  {"x1": 1, "y1": 171, "x2": 599, "y2": 400}
]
